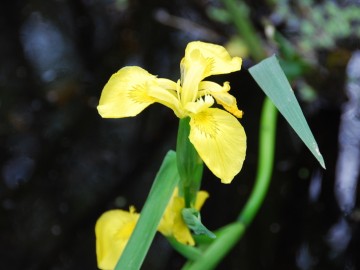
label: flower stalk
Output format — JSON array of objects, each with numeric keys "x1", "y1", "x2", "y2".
[{"x1": 176, "y1": 117, "x2": 204, "y2": 207}]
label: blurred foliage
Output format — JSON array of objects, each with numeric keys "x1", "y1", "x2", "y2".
[{"x1": 275, "y1": 0, "x2": 360, "y2": 53}]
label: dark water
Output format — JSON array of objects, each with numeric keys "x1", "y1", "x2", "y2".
[{"x1": 0, "y1": 1, "x2": 359, "y2": 269}]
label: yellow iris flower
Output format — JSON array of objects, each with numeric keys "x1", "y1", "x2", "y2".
[
  {"x1": 95, "y1": 188, "x2": 209, "y2": 270},
  {"x1": 97, "y1": 41, "x2": 246, "y2": 183}
]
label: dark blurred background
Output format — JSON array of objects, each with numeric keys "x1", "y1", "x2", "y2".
[{"x1": 1, "y1": 0, "x2": 360, "y2": 269}]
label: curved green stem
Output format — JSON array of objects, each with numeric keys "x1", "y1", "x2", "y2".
[
  {"x1": 167, "y1": 237, "x2": 202, "y2": 261},
  {"x1": 182, "y1": 223, "x2": 245, "y2": 270},
  {"x1": 238, "y1": 97, "x2": 277, "y2": 224}
]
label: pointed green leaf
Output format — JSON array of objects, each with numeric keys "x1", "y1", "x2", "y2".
[
  {"x1": 249, "y1": 55, "x2": 325, "y2": 168},
  {"x1": 115, "y1": 150, "x2": 180, "y2": 270}
]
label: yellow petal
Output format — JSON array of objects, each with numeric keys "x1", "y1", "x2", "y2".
[
  {"x1": 95, "y1": 209, "x2": 139, "y2": 270},
  {"x1": 158, "y1": 188, "x2": 210, "y2": 246},
  {"x1": 97, "y1": 66, "x2": 157, "y2": 118},
  {"x1": 183, "y1": 41, "x2": 242, "y2": 79},
  {"x1": 194, "y1": 191, "x2": 209, "y2": 210},
  {"x1": 199, "y1": 81, "x2": 231, "y2": 94},
  {"x1": 158, "y1": 187, "x2": 179, "y2": 236},
  {"x1": 170, "y1": 190, "x2": 209, "y2": 245},
  {"x1": 180, "y1": 49, "x2": 209, "y2": 105},
  {"x1": 212, "y1": 92, "x2": 243, "y2": 118},
  {"x1": 149, "y1": 78, "x2": 184, "y2": 117},
  {"x1": 172, "y1": 196, "x2": 195, "y2": 245},
  {"x1": 199, "y1": 81, "x2": 243, "y2": 118},
  {"x1": 158, "y1": 189, "x2": 194, "y2": 245},
  {"x1": 189, "y1": 108, "x2": 246, "y2": 183}
]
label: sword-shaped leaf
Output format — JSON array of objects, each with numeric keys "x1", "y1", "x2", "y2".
[{"x1": 249, "y1": 55, "x2": 325, "y2": 168}]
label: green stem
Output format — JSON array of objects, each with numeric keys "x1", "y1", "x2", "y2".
[
  {"x1": 182, "y1": 223, "x2": 245, "y2": 270},
  {"x1": 182, "y1": 97, "x2": 277, "y2": 270},
  {"x1": 167, "y1": 237, "x2": 202, "y2": 261},
  {"x1": 176, "y1": 117, "x2": 204, "y2": 207},
  {"x1": 221, "y1": 0, "x2": 266, "y2": 61},
  {"x1": 238, "y1": 97, "x2": 277, "y2": 224}
]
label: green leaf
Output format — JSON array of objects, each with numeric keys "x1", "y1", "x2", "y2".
[
  {"x1": 249, "y1": 55, "x2": 325, "y2": 168},
  {"x1": 182, "y1": 208, "x2": 216, "y2": 239},
  {"x1": 115, "y1": 150, "x2": 180, "y2": 270}
]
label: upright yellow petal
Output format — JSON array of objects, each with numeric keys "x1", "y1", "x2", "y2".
[
  {"x1": 189, "y1": 108, "x2": 246, "y2": 183},
  {"x1": 183, "y1": 41, "x2": 242, "y2": 79},
  {"x1": 97, "y1": 66, "x2": 157, "y2": 118},
  {"x1": 95, "y1": 209, "x2": 139, "y2": 270},
  {"x1": 180, "y1": 49, "x2": 209, "y2": 105}
]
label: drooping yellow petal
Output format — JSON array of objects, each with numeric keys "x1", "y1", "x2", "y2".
[
  {"x1": 95, "y1": 209, "x2": 139, "y2": 270},
  {"x1": 182, "y1": 41, "x2": 242, "y2": 79},
  {"x1": 189, "y1": 108, "x2": 246, "y2": 184},
  {"x1": 97, "y1": 66, "x2": 157, "y2": 118}
]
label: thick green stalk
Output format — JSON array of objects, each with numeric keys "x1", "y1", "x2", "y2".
[
  {"x1": 221, "y1": 0, "x2": 266, "y2": 61},
  {"x1": 176, "y1": 117, "x2": 204, "y2": 207}
]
